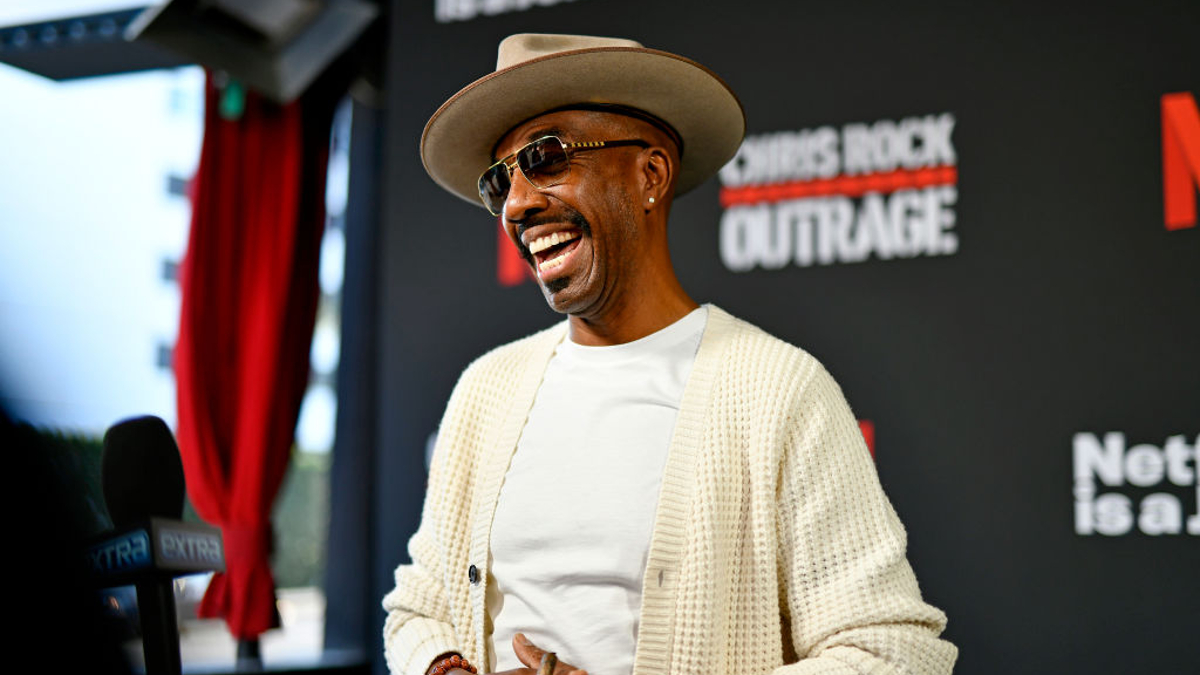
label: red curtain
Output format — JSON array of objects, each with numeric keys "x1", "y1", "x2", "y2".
[{"x1": 175, "y1": 72, "x2": 334, "y2": 639}]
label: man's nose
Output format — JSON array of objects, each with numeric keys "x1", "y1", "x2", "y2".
[{"x1": 503, "y1": 165, "x2": 550, "y2": 221}]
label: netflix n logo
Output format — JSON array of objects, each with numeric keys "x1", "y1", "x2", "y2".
[
  {"x1": 1162, "y1": 92, "x2": 1200, "y2": 230},
  {"x1": 498, "y1": 220, "x2": 531, "y2": 287}
]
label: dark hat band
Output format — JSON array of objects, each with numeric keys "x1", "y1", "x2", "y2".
[
  {"x1": 491, "y1": 102, "x2": 685, "y2": 161},
  {"x1": 537, "y1": 103, "x2": 685, "y2": 157}
]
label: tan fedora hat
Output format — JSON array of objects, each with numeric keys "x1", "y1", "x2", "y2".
[{"x1": 421, "y1": 33, "x2": 746, "y2": 208}]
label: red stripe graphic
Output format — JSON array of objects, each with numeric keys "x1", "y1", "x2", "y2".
[{"x1": 719, "y1": 165, "x2": 958, "y2": 208}]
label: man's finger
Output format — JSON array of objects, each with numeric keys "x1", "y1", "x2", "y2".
[
  {"x1": 511, "y1": 633, "x2": 545, "y2": 670},
  {"x1": 511, "y1": 634, "x2": 584, "y2": 675}
]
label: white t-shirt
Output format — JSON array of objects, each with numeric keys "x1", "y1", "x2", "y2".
[{"x1": 487, "y1": 307, "x2": 708, "y2": 675}]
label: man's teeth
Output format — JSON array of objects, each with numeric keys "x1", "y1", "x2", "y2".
[
  {"x1": 527, "y1": 231, "x2": 579, "y2": 254},
  {"x1": 538, "y1": 252, "x2": 570, "y2": 272}
]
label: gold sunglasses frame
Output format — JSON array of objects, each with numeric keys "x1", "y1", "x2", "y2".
[{"x1": 478, "y1": 136, "x2": 650, "y2": 216}]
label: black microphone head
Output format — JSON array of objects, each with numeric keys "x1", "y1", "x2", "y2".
[{"x1": 101, "y1": 415, "x2": 186, "y2": 528}]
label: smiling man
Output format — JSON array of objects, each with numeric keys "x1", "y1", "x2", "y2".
[
  {"x1": 383, "y1": 34, "x2": 957, "y2": 675},
  {"x1": 495, "y1": 108, "x2": 692, "y2": 345}
]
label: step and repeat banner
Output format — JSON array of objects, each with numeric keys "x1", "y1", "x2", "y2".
[{"x1": 373, "y1": 3, "x2": 1198, "y2": 673}]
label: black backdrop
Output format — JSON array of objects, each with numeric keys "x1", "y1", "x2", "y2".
[{"x1": 341, "y1": 2, "x2": 1200, "y2": 673}]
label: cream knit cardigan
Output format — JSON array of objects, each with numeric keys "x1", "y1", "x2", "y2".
[{"x1": 383, "y1": 306, "x2": 957, "y2": 675}]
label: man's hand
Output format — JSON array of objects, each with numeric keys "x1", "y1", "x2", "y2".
[
  {"x1": 433, "y1": 635, "x2": 587, "y2": 675},
  {"x1": 511, "y1": 633, "x2": 587, "y2": 675}
]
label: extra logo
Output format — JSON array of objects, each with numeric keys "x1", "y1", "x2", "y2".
[
  {"x1": 717, "y1": 113, "x2": 959, "y2": 272},
  {"x1": 1162, "y1": 92, "x2": 1200, "y2": 230},
  {"x1": 1073, "y1": 432, "x2": 1199, "y2": 536}
]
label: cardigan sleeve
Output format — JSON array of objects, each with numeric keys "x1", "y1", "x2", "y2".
[
  {"x1": 773, "y1": 362, "x2": 958, "y2": 675},
  {"x1": 382, "y1": 523, "x2": 462, "y2": 675}
]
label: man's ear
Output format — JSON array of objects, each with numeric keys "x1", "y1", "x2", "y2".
[{"x1": 641, "y1": 146, "x2": 674, "y2": 209}]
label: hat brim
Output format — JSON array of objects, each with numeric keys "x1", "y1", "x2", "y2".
[{"x1": 421, "y1": 46, "x2": 746, "y2": 208}]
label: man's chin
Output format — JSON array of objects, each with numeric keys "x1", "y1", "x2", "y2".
[
  {"x1": 538, "y1": 276, "x2": 586, "y2": 315},
  {"x1": 543, "y1": 276, "x2": 571, "y2": 295}
]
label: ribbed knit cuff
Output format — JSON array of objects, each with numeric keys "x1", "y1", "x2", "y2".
[{"x1": 385, "y1": 616, "x2": 460, "y2": 675}]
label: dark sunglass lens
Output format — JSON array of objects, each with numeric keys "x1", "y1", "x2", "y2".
[
  {"x1": 479, "y1": 164, "x2": 511, "y2": 214},
  {"x1": 519, "y1": 138, "x2": 569, "y2": 186}
]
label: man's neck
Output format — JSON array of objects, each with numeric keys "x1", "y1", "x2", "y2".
[
  {"x1": 567, "y1": 286, "x2": 699, "y2": 346},
  {"x1": 565, "y1": 213, "x2": 695, "y2": 346}
]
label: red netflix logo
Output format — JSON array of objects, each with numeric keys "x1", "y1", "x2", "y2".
[
  {"x1": 859, "y1": 419, "x2": 875, "y2": 458},
  {"x1": 497, "y1": 219, "x2": 531, "y2": 287},
  {"x1": 1162, "y1": 92, "x2": 1200, "y2": 230}
]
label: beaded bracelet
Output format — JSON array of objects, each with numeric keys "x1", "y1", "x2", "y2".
[{"x1": 429, "y1": 653, "x2": 477, "y2": 675}]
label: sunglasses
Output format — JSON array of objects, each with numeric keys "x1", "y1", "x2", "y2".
[{"x1": 478, "y1": 135, "x2": 650, "y2": 216}]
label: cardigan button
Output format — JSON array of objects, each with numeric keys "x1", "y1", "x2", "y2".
[{"x1": 468, "y1": 564, "x2": 479, "y2": 584}]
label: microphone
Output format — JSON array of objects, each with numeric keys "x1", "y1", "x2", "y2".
[
  {"x1": 102, "y1": 415, "x2": 185, "y2": 528},
  {"x1": 89, "y1": 415, "x2": 224, "y2": 675}
]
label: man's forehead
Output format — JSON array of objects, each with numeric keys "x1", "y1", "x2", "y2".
[
  {"x1": 513, "y1": 122, "x2": 567, "y2": 144},
  {"x1": 495, "y1": 109, "x2": 623, "y2": 155}
]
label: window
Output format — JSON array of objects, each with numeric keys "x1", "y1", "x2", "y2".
[{"x1": 0, "y1": 55, "x2": 348, "y2": 670}]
